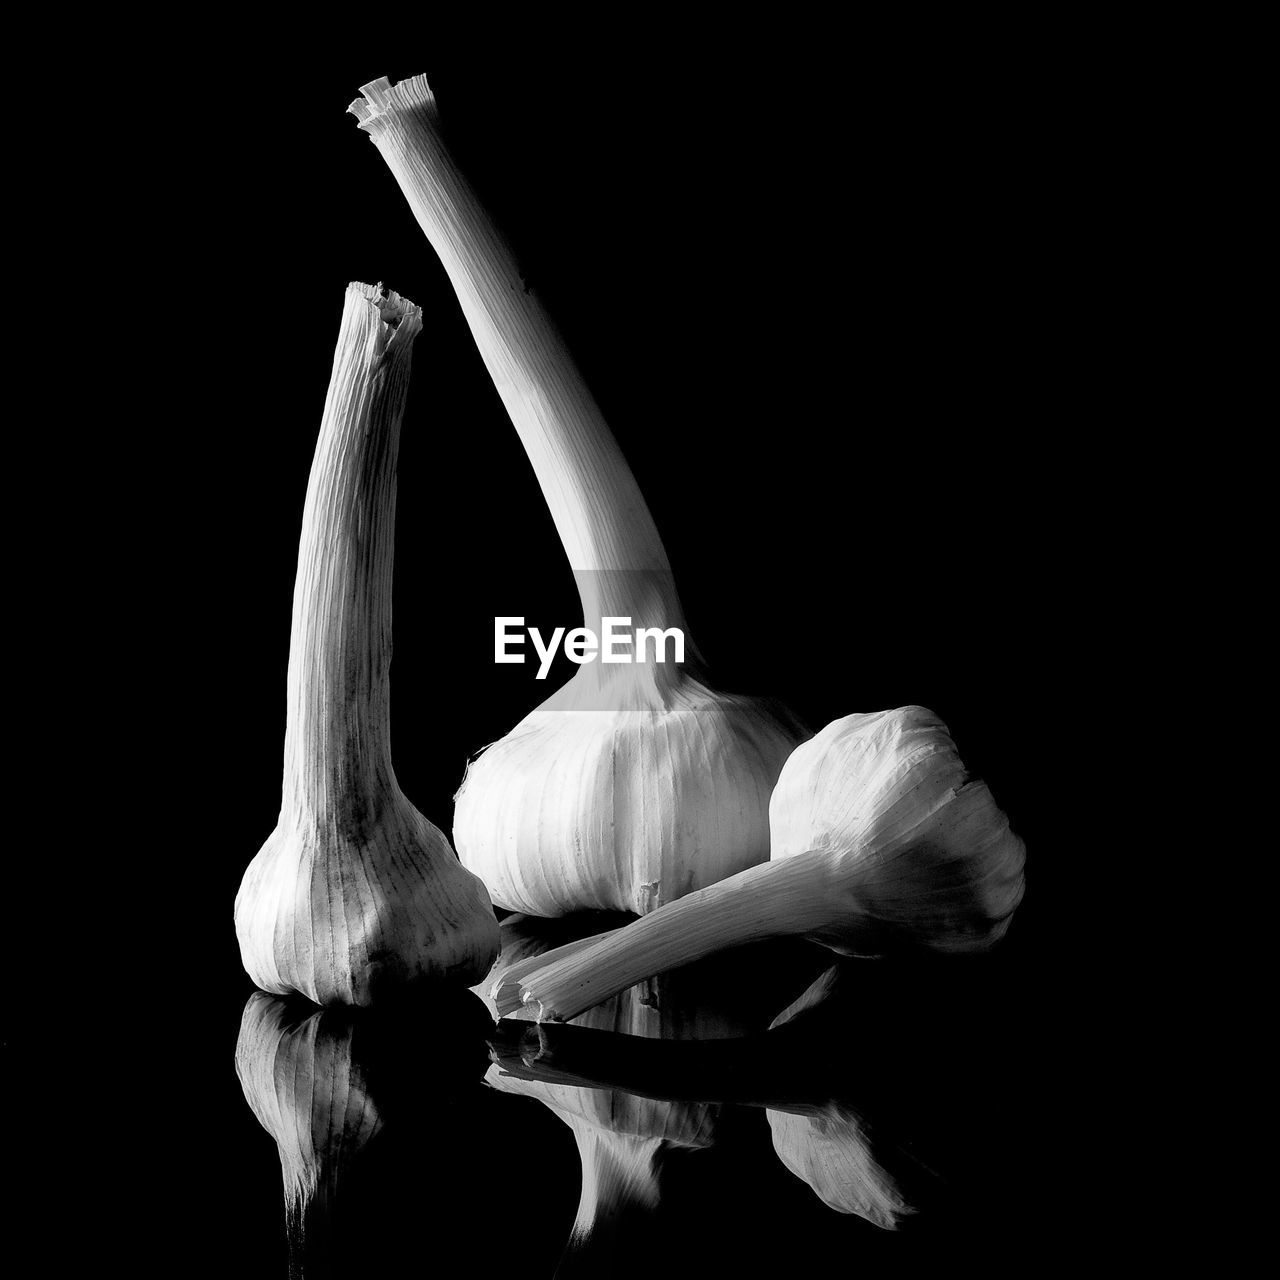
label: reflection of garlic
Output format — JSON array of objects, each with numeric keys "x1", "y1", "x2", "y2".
[
  {"x1": 486, "y1": 999, "x2": 716, "y2": 1269},
  {"x1": 767, "y1": 1104, "x2": 913, "y2": 1229},
  {"x1": 483, "y1": 918, "x2": 735, "y2": 1270},
  {"x1": 349, "y1": 76, "x2": 804, "y2": 917},
  {"x1": 235, "y1": 283, "x2": 499, "y2": 1005},
  {"x1": 235, "y1": 994, "x2": 381, "y2": 1248},
  {"x1": 499, "y1": 959, "x2": 923, "y2": 1232},
  {"x1": 508, "y1": 706, "x2": 1026, "y2": 1021},
  {"x1": 765, "y1": 966, "x2": 913, "y2": 1229}
]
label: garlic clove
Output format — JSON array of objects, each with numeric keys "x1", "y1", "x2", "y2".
[{"x1": 234, "y1": 282, "x2": 499, "y2": 1005}]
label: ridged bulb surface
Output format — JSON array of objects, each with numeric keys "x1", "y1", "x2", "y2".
[
  {"x1": 768, "y1": 705, "x2": 1026, "y2": 954},
  {"x1": 454, "y1": 674, "x2": 803, "y2": 917},
  {"x1": 237, "y1": 807, "x2": 501, "y2": 1005}
]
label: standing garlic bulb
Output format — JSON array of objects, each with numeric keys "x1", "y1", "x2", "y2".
[
  {"x1": 235, "y1": 282, "x2": 499, "y2": 1005},
  {"x1": 502, "y1": 706, "x2": 1026, "y2": 1021},
  {"x1": 349, "y1": 75, "x2": 804, "y2": 917}
]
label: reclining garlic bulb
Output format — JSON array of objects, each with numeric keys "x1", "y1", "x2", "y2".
[
  {"x1": 501, "y1": 706, "x2": 1026, "y2": 1021},
  {"x1": 350, "y1": 76, "x2": 804, "y2": 917},
  {"x1": 235, "y1": 283, "x2": 499, "y2": 1004}
]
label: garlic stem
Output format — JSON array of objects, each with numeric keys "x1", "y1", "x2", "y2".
[
  {"x1": 486, "y1": 928, "x2": 621, "y2": 1018},
  {"x1": 281, "y1": 283, "x2": 419, "y2": 820},
  {"x1": 349, "y1": 76, "x2": 686, "y2": 641},
  {"x1": 519, "y1": 853, "x2": 835, "y2": 1022}
]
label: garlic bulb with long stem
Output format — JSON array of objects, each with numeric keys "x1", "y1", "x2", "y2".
[
  {"x1": 235, "y1": 282, "x2": 499, "y2": 1005},
  {"x1": 349, "y1": 75, "x2": 805, "y2": 917},
  {"x1": 501, "y1": 706, "x2": 1026, "y2": 1021}
]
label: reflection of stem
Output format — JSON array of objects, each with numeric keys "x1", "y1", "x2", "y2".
[{"x1": 488, "y1": 1017, "x2": 828, "y2": 1113}]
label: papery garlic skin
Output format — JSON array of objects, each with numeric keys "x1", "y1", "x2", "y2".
[
  {"x1": 235, "y1": 283, "x2": 499, "y2": 1005},
  {"x1": 768, "y1": 706, "x2": 1025, "y2": 955},
  {"x1": 455, "y1": 676, "x2": 801, "y2": 916},
  {"x1": 350, "y1": 75, "x2": 804, "y2": 917},
  {"x1": 238, "y1": 809, "x2": 499, "y2": 1004}
]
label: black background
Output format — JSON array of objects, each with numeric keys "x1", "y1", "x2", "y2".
[{"x1": 23, "y1": 19, "x2": 1123, "y2": 1276}]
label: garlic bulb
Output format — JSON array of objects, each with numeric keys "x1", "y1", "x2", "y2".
[
  {"x1": 349, "y1": 75, "x2": 804, "y2": 916},
  {"x1": 502, "y1": 706, "x2": 1026, "y2": 1021},
  {"x1": 235, "y1": 282, "x2": 499, "y2": 1005}
]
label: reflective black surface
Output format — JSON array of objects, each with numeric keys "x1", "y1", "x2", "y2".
[{"x1": 216, "y1": 913, "x2": 1057, "y2": 1277}]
